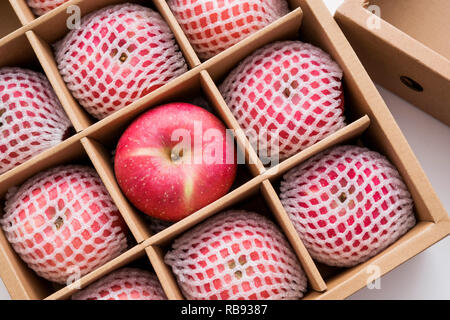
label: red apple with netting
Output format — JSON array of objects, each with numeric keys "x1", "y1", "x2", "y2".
[
  {"x1": 165, "y1": 210, "x2": 307, "y2": 300},
  {"x1": 279, "y1": 145, "x2": 416, "y2": 267},
  {"x1": 26, "y1": 0, "x2": 70, "y2": 16},
  {"x1": 1, "y1": 165, "x2": 129, "y2": 284},
  {"x1": 168, "y1": 0, "x2": 289, "y2": 60},
  {"x1": 0, "y1": 68, "x2": 72, "y2": 175},
  {"x1": 55, "y1": 4, "x2": 188, "y2": 120},
  {"x1": 220, "y1": 41, "x2": 346, "y2": 162},
  {"x1": 72, "y1": 268, "x2": 167, "y2": 300}
]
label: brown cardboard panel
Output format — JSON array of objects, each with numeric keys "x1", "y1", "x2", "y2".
[
  {"x1": 1, "y1": 2, "x2": 22, "y2": 38},
  {"x1": 146, "y1": 246, "x2": 184, "y2": 300},
  {"x1": 200, "y1": 71, "x2": 265, "y2": 176},
  {"x1": 20, "y1": 0, "x2": 138, "y2": 44},
  {"x1": 205, "y1": 8, "x2": 303, "y2": 82},
  {"x1": 152, "y1": 0, "x2": 201, "y2": 68},
  {"x1": 9, "y1": 0, "x2": 34, "y2": 25},
  {"x1": 304, "y1": 220, "x2": 450, "y2": 300},
  {"x1": 336, "y1": 0, "x2": 450, "y2": 126},
  {"x1": 81, "y1": 137, "x2": 152, "y2": 243},
  {"x1": 147, "y1": 183, "x2": 325, "y2": 300},
  {"x1": 261, "y1": 180, "x2": 326, "y2": 292},
  {"x1": 0, "y1": 206, "x2": 54, "y2": 299},
  {"x1": 369, "y1": 0, "x2": 450, "y2": 60},
  {"x1": 45, "y1": 243, "x2": 147, "y2": 300},
  {"x1": 0, "y1": 0, "x2": 448, "y2": 300},
  {"x1": 265, "y1": 116, "x2": 370, "y2": 180}
]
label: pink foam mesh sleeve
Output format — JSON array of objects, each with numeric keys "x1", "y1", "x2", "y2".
[
  {"x1": 0, "y1": 68, "x2": 72, "y2": 175},
  {"x1": 1, "y1": 165, "x2": 129, "y2": 284},
  {"x1": 220, "y1": 41, "x2": 345, "y2": 161},
  {"x1": 26, "y1": 0, "x2": 70, "y2": 16},
  {"x1": 55, "y1": 4, "x2": 188, "y2": 120},
  {"x1": 165, "y1": 210, "x2": 307, "y2": 300},
  {"x1": 72, "y1": 268, "x2": 167, "y2": 300},
  {"x1": 168, "y1": 0, "x2": 289, "y2": 60},
  {"x1": 280, "y1": 145, "x2": 416, "y2": 267}
]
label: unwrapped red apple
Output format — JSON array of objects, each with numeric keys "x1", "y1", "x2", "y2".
[{"x1": 114, "y1": 103, "x2": 237, "y2": 222}]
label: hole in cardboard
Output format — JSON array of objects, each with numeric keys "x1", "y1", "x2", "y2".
[{"x1": 400, "y1": 76, "x2": 424, "y2": 92}]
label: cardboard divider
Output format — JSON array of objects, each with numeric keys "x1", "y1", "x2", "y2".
[
  {"x1": 16, "y1": 0, "x2": 135, "y2": 44},
  {"x1": 145, "y1": 245, "x2": 184, "y2": 300},
  {"x1": 265, "y1": 116, "x2": 371, "y2": 180},
  {"x1": 145, "y1": 179, "x2": 327, "y2": 300},
  {"x1": 304, "y1": 220, "x2": 450, "y2": 300},
  {"x1": 0, "y1": 133, "x2": 95, "y2": 300},
  {"x1": 335, "y1": 0, "x2": 450, "y2": 126},
  {"x1": 144, "y1": 175, "x2": 263, "y2": 248},
  {"x1": 0, "y1": 2, "x2": 22, "y2": 37},
  {"x1": 0, "y1": 29, "x2": 38, "y2": 69},
  {"x1": 152, "y1": 0, "x2": 201, "y2": 68},
  {"x1": 260, "y1": 180, "x2": 326, "y2": 292},
  {"x1": 25, "y1": 30, "x2": 93, "y2": 131},
  {"x1": 204, "y1": 8, "x2": 303, "y2": 82},
  {"x1": 8, "y1": 0, "x2": 35, "y2": 25},
  {"x1": 45, "y1": 242, "x2": 147, "y2": 300},
  {"x1": 0, "y1": 205, "x2": 55, "y2": 299},
  {"x1": 0, "y1": 133, "x2": 84, "y2": 198},
  {"x1": 80, "y1": 137, "x2": 152, "y2": 243},
  {"x1": 200, "y1": 71, "x2": 265, "y2": 176}
]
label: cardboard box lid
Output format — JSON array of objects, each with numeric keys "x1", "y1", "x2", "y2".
[{"x1": 335, "y1": 0, "x2": 450, "y2": 126}]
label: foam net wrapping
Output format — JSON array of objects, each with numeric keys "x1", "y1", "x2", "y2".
[
  {"x1": 72, "y1": 268, "x2": 167, "y2": 300},
  {"x1": 165, "y1": 210, "x2": 307, "y2": 300},
  {"x1": 280, "y1": 145, "x2": 416, "y2": 267},
  {"x1": 168, "y1": 0, "x2": 289, "y2": 60},
  {"x1": 55, "y1": 4, "x2": 188, "y2": 120},
  {"x1": 26, "y1": 0, "x2": 70, "y2": 16},
  {"x1": 0, "y1": 68, "x2": 72, "y2": 175},
  {"x1": 1, "y1": 165, "x2": 129, "y2": 284},
  {"x1": 220, "y1": 41, "x2": 345, "y2": 162}
]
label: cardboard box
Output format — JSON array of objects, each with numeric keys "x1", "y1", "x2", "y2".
[
  {"x1": 335, "y1": 0, "x2": 450, "y2": 126},
  {"x1": 0, "y1": 0, "x2": 448, "y2": 300}
]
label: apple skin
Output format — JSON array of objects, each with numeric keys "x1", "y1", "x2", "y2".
[{"x1": 114, "y1": 103, "x2": 237, "y2": 222}]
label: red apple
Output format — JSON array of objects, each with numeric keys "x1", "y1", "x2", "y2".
[{"x1": 114, "y1": 103, "x2": 237, "y2": 221}]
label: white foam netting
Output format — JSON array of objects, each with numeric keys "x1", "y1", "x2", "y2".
[
  {"x1": 72, "y1": 267, "x2": 167, "y2": 300},
  {"x1": 220, "y1": 40, "x2": 346, "y2": 162},
  {"x1": 0, "y1": 68, "x2": 72, "y2": 175},
  {"x1": 55, "y1": 3, "x2": 188, "y2": 120},
  {"x1": 168, "y1": 0, "x2": 289, "y2": 60},
  {"x1": 26, "y1": 0, "x2": 70, "y2": 16},
  {"x1": 165, "y1": 210, "x2": 307, "y2": 300},
  {"x1": 1, "y1": 165, "x2": 128, "y2": 284},
  {"x1": 280, "y1": 145, "x2": 416, "y2": 267}
]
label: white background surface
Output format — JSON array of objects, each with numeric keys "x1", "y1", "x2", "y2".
[{"x1": 0, "y1": 0, "x2": 448, "y2": 300}]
